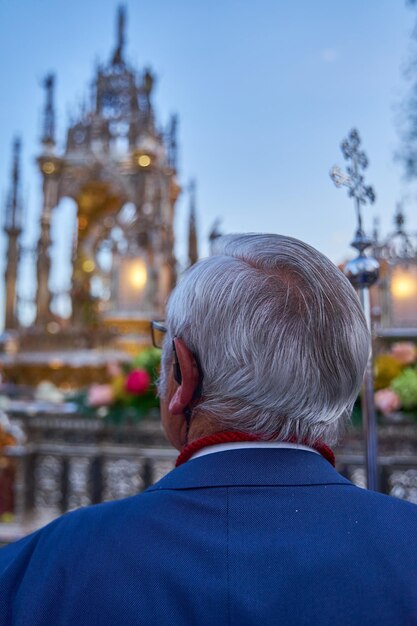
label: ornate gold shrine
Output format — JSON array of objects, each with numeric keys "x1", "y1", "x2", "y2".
[{"x1": 1, "y1": 8, "x2": 199, "y2": 388}]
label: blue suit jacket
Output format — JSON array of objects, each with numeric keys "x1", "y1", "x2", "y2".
[{"x1": 1, "y1": 448, "x2": 417, "y2": 625}]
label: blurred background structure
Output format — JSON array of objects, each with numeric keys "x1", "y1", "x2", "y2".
[{"x1": 2, "y1": 1, "x2": 417, "y2": 542}]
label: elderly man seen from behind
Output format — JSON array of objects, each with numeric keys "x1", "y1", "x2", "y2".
[{"x1": 1, "y1": 233, "x2": 416, "y2": 626}]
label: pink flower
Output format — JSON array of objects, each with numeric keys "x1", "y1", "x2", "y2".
[
  {"x1": 125, "y1": 369, "x2": 151, "y2": 395},
  {"x1": 374, "y1": 388, "x2": 401, "y2": 416},
  {"x1": 87, "y1": 384, "x2": 114, "y2": 407},
  {"x1": 390, "y1": 342, "x2": 417, "y2": 365}
]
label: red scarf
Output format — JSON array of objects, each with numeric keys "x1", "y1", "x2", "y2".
[{"x1": 176, "y1": 430, "x2": 335, "y2": 467}]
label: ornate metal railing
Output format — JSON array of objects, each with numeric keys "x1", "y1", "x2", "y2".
[{"x1": 1, "y1": 414, "x2": 417, "y2": 544}]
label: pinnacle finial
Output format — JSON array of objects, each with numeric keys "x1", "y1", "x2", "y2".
[
  {"x1": 372, "y1": 216, "x2": 379, "y2": 245},
  {"x1": 143, "y1": 68, "x2": 155, "y2": 98},
  {"x1": 5, "y1": 137, "x2": 23, "y2": 231},
  {"x1": 41, "y1": 73, "x2": 56, "y2": 147},
  {"x1": 168, "y1": 114, "x2": 178, "y2": 169},
  {"x1": 394, "y1": 202, "x2": 405, "y2": 233},
  {"x1": 12, "y1": 137, "x2": 21, "y2": 177},
  {"x1": 112, "y1": 5, "x2": 126, "y2": 65},
  {"x1": 209, "y1": 219, "x2": 222, "y2": 242}
]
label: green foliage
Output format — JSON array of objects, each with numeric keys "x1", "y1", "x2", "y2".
[
  {"x1": 391, "y1": 368, "x2": 417, "y2": 409},
  {"x1": 132, "y1": 348, "x2": 161, "y2": 378}
]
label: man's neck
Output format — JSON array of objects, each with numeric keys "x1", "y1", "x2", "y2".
[{"x1": 187, "y1": 412, "x2": 220, "y2": 443}]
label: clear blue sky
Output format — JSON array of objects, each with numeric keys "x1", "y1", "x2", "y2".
[{"x1": 0, "y1": 0, "x2": 414, "y2": 325}]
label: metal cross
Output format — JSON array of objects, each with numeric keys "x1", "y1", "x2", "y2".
[{"x1": 330, "y1": 128, "x2": 375, "y2": 238}]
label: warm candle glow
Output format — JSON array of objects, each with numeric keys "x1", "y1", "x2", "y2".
[
  {"x1": 82, "y1": 259, "x2": 95, "y2": 273},
  {"x1": 78, "y1": 216, "x2": 88, "y2": 230},
  {"x1": 42, "y1": 161, "x2": 56, "y2": 175},
  {"x1": 138, "y1": 154, "x2": 151, "y2": 167},
  {"x1": 391, "y1": 272, "x2": 417, "y2": 299},
  {"x1": 129, "y1": 259, "x2": 147, "y2": 289}
]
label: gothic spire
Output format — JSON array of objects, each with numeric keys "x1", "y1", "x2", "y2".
[
  {"x1": 168, "y1": 114, "x2": 178, "y2": 169},
  {"x1": 41, "y1": 73, "x2": 56, "y2": 148},
  {"x1": 3, "y1": 138, "x2": 23, "y2": 330},
  {"x1": 394, "y1": 202, "x2": 405, "y2": 234},
  {"x1": 372, "y1": 216, "x2": 380, "y2": 246},
  {"x1": 209, "y1": 218, "x2": 222, "y2": 254},
  {"x1": 112, "y1": 5, "x2": 126, "y2": 65},
  {"x1": 188, "y1": 180, "x2": 198, "y2": 267},
  {"x1": 5, "y1": 137, "x2": 23, "y2": 232}
]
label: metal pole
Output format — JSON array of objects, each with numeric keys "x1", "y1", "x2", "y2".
[
  {"x1": 359, "y1": 286, "x2": 379, "y2": 491},
  {"x1": 330, "y1": 128, "x2": 379, "y2": 491}
]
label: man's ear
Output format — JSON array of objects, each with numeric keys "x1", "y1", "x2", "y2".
[{"x1": 169, "y1": 338, "x2": 201, "y2": 415}]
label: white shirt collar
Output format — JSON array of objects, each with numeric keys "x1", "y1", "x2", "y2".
[{"x1": 190, "y1": 441, "x2": 320, "y2": 461}]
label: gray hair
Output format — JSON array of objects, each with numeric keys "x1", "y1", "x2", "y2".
[{"x1": 160, "y1": 233, "x2": 370, "y2": 446}]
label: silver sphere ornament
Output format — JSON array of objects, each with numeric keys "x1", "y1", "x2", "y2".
[{"x1": 344, "y1": 254, "x2": 380, "y2": 288}]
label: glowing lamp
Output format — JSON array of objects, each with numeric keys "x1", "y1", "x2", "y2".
[
  {"x1": 82, "y1": 259, "x2": 95, "y2": 273},
  {"x1": 389, "y1": 265, "x2": 417, "y2": 327},
  {"x1": 391, "y1": 272, "x2": 417, "y2": 299},
  {"x1": 42, "y1": 161, "x2": 56, "y2": 175},
  {"x1": 129, "y1": 260, "x2": 147, "y2": 289},
  {"x1": 137, "y1": 154, "x2": 151, "y2": 168},
  {"x1": 115, "y1": 257, "x2": 148, "y2": 311}
]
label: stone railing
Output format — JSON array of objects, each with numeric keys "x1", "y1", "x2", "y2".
[
  {"x1": 1, "y1": 414, "x2": 417, "y2": 544},
  {"x1": 1, "y1": 441, "x2": 177, "y2": 544}
]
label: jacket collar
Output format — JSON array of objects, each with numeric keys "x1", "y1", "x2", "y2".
[{"x1": 147, "y1": 447, "x2": 353, "y2": 492}]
